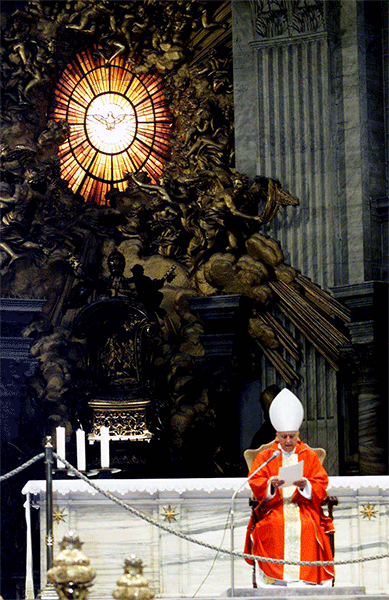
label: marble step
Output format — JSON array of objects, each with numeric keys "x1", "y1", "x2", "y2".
[
  {"x1": 90, "y1": 593, "x2": 388, "y2": 600},
  {"x1": 86, "y1": 590, "x2": 389, "y2": 600},
  {"x1": 223, "y1": 588, "x2": 389, "y2": 599},
  {"x1": 222, "y1": 597, "x2": 388, "y2": 600},
  {"x1": 90, "y1": 597, "x2": 389, "y2": 600}
]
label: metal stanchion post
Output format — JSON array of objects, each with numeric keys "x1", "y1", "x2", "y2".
[
  {"x1": 45, "y1": 436, "x2": 54, "y2": 572},
  {"x1": 230, "y1": 482, "x2": 246, "y2": 596},
  {"x1": 38, "y1": 436, "x2": 58, "y2": 599}
]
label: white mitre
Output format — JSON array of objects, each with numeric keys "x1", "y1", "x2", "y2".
[{"x1": 269, "y1": 388, "x2": 304, "y2": 432}]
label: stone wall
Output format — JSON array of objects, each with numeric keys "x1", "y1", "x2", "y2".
[{"x1": 232, "y1": 0, "x2": 388, "y2": 476}]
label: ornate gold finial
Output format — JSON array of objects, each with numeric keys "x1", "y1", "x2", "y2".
[
  {"x1": 46, "y1": 532, "x2": 96, "y2": 600},
  {"x1": 112, "y1": 555, "x2": 154, "y2": 600},
  {"x1": 161, "y1": 505, "x2": 178, "y2": 523}
]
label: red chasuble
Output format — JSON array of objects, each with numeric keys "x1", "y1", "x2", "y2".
[{"x1": 244, "y1": 440, "x2": 335, "y2": 584}]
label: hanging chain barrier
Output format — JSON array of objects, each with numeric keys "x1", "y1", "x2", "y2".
[
  {"x1": 2, "y1": 451, "x2": 388, "y2": 566},
  {"x1": 0, "y1": 453, "x2": 45, "y2": 481}
]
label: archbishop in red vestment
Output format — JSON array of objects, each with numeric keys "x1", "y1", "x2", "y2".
[{"x1": 244, "y1": 390, "x2": 335, "y2": 586}]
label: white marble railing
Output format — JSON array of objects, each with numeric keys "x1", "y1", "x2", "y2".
[{"x1": 22, "y1": 476, "x2": 389, "y2": 597}]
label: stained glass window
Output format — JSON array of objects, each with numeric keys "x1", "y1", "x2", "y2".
[{"x1": 51, "y1": 48, "x2": 173, "y2": 205}]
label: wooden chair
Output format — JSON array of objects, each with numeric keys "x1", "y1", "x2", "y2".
[{"x1": 244, "y1": 441, "x2": 337, "y2": 587}]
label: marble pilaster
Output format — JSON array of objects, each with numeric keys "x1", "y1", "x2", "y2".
[
  {"x1": 232, "y1": 0, "x2": 388, "y2": 479},
  {"x1": 333, "y1": 282, "x2": 388, "y2": 475}
]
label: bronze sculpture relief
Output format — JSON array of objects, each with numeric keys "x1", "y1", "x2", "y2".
[{"x1": 0, "y1": 1, "x2": 349, "y2": 475}]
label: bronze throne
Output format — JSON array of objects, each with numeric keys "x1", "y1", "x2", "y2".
[{"x1": 74, "y1": 296, "x2": 159, "y2": 450}]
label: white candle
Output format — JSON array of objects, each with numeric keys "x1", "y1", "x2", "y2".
[
  {"x1": 100, "y1": 426, "x2": 110, "y2": 469},
  {"x1": 76, "y1": 429, "x2": 86, "y2": 471},
  {"x1": 56, "y1": 426, "x2": 66, "y2": 469}
]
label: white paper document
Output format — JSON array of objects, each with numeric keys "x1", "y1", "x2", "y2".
[{"x1": 278, "y1": 460, "x2": 304, "y2": 487}]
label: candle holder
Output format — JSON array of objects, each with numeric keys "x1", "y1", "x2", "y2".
[
  {"x1": 66, "y1": 467, "x2": 121, "y2": 478},
  {"x1": 96, "y1": 467, "x2": 122, "y2": 478},
  {"x1": 66, "y1": 469, "x2": 90, "y2": 477},
  {"x1": 100, "y1": 467, "x2": 121, "y2": 472}
]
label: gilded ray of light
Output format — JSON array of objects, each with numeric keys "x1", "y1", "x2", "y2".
[{"x1": 52, "y1": 48, "x2": 173, "y2": 205}]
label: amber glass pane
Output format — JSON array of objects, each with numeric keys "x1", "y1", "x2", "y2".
[{"x1": 51, "y1": 48, "x2": 172, "y2": 205}]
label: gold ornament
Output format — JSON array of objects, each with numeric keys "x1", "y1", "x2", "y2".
[
  {"x1": 46, "y1": 533, "x2": 96, "y2": 600},
  {"x1": 53, "y1": 505, "x2": 67, "y2": 524},
  {"x1": 112, "y1": 555, "x2": 154, "y2": 600},
  {"x1": 161, "y1": 505, "x2": 178, "y2": 523},
  {"x1": 361, "y1": 503, "x2": 377, "y2": 520}
]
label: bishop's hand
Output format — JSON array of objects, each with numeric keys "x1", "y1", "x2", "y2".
[
  {"x1": 293, "y1": 478, "x2": 308, "y2": 490},
  {"x1": 269, "y1": 476, "x2": 285, "y2": 491}
]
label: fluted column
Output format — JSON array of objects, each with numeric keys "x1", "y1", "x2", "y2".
[
  {"x1": 233, "y1": 0, "x2": 341, "y2": 289},
  {"x1": 232, "y1": 0, "x2": 388, "y2": 476}
]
